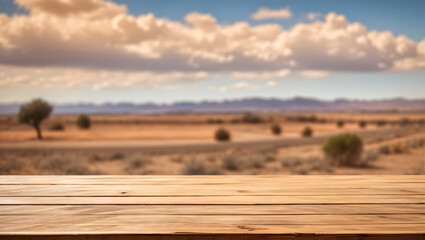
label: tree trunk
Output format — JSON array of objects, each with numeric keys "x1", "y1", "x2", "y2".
[{"x1": 35, "y1": 124, "x2": 42, "y2": 140}]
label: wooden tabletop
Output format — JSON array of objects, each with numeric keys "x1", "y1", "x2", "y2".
[{"x1": 0, "y1": 175, "x2": 424, "y2": 240}]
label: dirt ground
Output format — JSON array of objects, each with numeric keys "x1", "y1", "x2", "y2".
[
  {"x1": 1, "y1": 112, "x2": 423, "y2": 142},
  {"x1": 0, "y1": 112, "x2": 424, "y2": 175}
]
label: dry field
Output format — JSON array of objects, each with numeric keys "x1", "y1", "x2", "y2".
[{"x1": 0, "y1": 112, "x2": 424, "y2": 175}]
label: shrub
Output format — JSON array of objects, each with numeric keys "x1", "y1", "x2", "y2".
[
  {"x1": 406, "y1": 138, "x2": 425, "y2": 149},
  {"x1": 323, "y1": 133, "x2": 363, "y2": 166},
  {"x1": 281, "y1": 156, "x2": 303, "y2": 167},
  {"x1": 376, "y1": 120, "x2": 387, "y2": 127},
  {"x1": 240, "y1": 155, "x2": 266, "y2": 169},
  {"x1": 110, "y1": 152, "x2": 124, "y2": 160},
  {"x1": 90, "y1": 154, "x2": 103, "y2": 162},
  {"x1": 379, "y1": 144, "x2": 391, "y2": 154},
  {"x1": 288, "y1": 115, "x2": 318, "y2": 122},
  {"x1": 337, "y1": 120, "x2": 345, "y2": 128},
  {"x1": 359, "y1": 120, "x2": 367, "y2": 129},
  {"x1": 293, "y1": 165, "x2": 310, "y2": 175},
  {"x1": 222, "y1": 155, "x2": 239, "y2": 170},
  {"x1": 215, "y1": 128, "x2": 231, "y2": 142},
  {"x1": 181, "y1": 158, "x2": 221, "y2": 175},
  {"x1": 270, "y1": 124, "x2": 282, "y2": 135},
  {"x1": 207, "y1": 118, "x2": 223, "y2": 124},
  {"x1": 392, "y1": 142, "x2": 407, "y2": 154},
  {"x1": 242, "y1": 112, "x2": 262, "y2": 123},
  {"x1": 264, "y1": 153, "x2": 276, "y2": 162},
  {"x1": 18, "y1": 99, "x2": 52, "y2": 139},
  {"x1": 77, "y1": 114, "x2": 91, "y2": 129},
  {"x1": 399, "y1": 118, "x2": 410, "y2": 126},
  {"x1": 128, "y1": 156, "x2": 151, "y2": 168},
  {"x1": 49, "y1": 122, "x2": 65, "y2": 131},
  {"x1": 301, "y1": 126, "x2": 313, "y2": 137}
]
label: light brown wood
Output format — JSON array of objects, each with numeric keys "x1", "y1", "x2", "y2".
[{"x1": 0, "y1": 176, "x2": 424, "y2": 240}]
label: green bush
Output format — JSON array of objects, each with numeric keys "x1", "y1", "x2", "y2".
[
  {"x1": 215, "y1": 128, "x2": 230, "y2": 142},
  {"x1": 323, "y1": 133, "x2": 363, "y2": 166},
  {"x1": 359, "y1": 120, "x2": 367, "y2": 128},
  {"x1": 49, "y1": 122, "x2": 65, "y2": 131},
  {"x1": 77, "y1": 114, "x2": 91, "y2": 129},
  {"x1": 271, "y1": 124, "x2": 282, "y2": 135},
  {"x1": 301, "y1": 126, "x2": 313, "y2": 137},
  {"x1": 337, "y1": 120, "x2": 345, "y2": 128}
]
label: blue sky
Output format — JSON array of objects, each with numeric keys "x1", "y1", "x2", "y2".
[{"x1": 0, "y1": 0, "x2": 424, "y2": 103}]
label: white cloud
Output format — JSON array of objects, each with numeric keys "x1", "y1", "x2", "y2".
[
  {"x1": 218, "y1": 87, "x2": 228, "y2": 92},
  {"x1": 306, "y1": 12, "x2": 322, "y2": 21},
  {"x1": 297, "y1": 71, "x2": 331, "y2": 79},
  {"x1": 266, "y1": 80, "x2": 277, "y2": 87},
  {"x1": 0, "y1": 0, "x2": 424, "y2": 89},
  {"x1": 251, "y1": 7, "x2": 292, "y2": 20},
  {"x1": 233, "y1": 82, "x2": 261, "y2": 90}
]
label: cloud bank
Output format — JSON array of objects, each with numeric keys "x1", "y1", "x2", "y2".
[
  {"x1": 0, "y1": 0, "x2": 425, "y2": 89},
  {"x1": 251, "y1": 7, "x2": 292, "y2": 20}
]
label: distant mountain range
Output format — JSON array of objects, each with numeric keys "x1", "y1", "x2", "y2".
[{"x1": 1, "y1": 97, "x2": 425, "y2": 115}]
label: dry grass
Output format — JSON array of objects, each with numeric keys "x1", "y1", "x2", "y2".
[
  {"x1": 37, "y1": 156, "x2": 94, "y2": 175},
  {"x1": 181, "y1": 157, "x2": 221, "y2": 175},
  {"x1": 0, "y1": 155, "x2": 23, "y2": 174}
]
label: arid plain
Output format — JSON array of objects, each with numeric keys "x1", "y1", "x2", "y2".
[{"x1": 1, "y1": 112, "x2": 424, "y2": 176}]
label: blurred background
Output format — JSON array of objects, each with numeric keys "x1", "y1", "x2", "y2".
[{"x1": 1, "y1": 0, "x2": 425, "y2": 175}]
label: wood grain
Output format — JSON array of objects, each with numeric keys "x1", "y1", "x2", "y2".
[{"x1": 0, "y1": 175, "x2": 424, "y2": 240}]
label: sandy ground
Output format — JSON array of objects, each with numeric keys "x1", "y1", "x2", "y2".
[
  {"x1": 1, "y1": 112, "x2": 424, "y2": 175},
  {"x1": 2, "y1": 111, "x2": 412, "y2": 142}
]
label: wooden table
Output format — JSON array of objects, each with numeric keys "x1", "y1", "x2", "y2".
[{"x1": 0, "y1": 175, "x2": 424, "y2": 240}]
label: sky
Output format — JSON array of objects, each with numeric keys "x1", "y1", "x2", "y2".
[{"x1": 0, "y1": 0, "x2": 425, "y2": 104}]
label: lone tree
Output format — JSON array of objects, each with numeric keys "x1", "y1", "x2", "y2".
[
  {"x1": 77, "y1": 114, "x2": 91, "y2": 129},
  {"x1": 18, "y1": 99, "x2": 52, "y2": 140},
  {"x1": 359, "y1": 120, "x2": 367, "y2": 128},
  {"x1": 337, "y1": 120, "x2": 345, "y2": 128}
]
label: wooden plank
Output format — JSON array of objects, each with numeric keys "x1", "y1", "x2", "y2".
[
  {"x1": 0, "y1": 234, "x2": 424, "y2": 240},
  {"x1": 2, "y1": 204, "x2": 424, "y2": 215},
  {"x1": 1, "y1": 195, "x2": 424, "y2": 205},
  {"x1": 2, "y1": 214, "x2": 425, "y2": 225},
  {"x1": 1, "y1": 184, "x2": 424, "y2": 196},
  {"x1": 1, "y1": 223, "x2": 425, "y2": 234},
  {"x1": 0, "y1": 176, "x2": 424, "y2": 240},
  {"x1": 0, "y1": 175, "x2": 424, "y2": 185}
]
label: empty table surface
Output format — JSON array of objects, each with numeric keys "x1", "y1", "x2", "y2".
[{"x1": 0, "y1": 175, "x2": 424, "y2": 240}]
